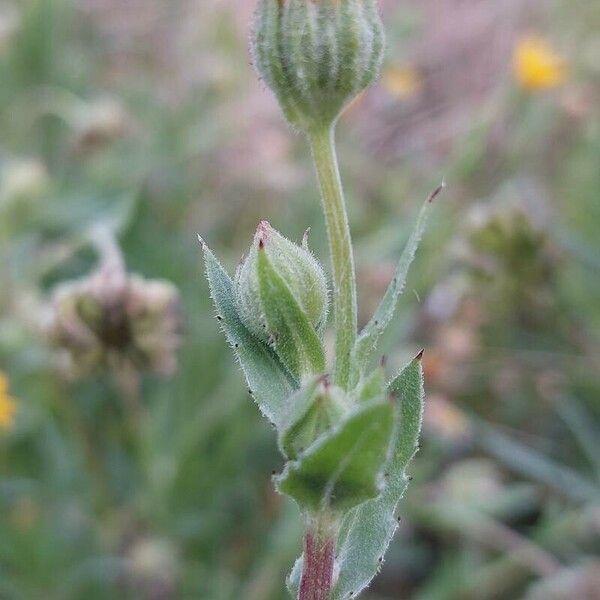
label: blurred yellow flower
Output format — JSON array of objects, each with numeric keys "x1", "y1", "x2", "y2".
[
  {"x1": 513, "y1": 36, "x2": 567, "y2": 91},
  {"x1": 0, "y1": 371, "x2": 17, "y2": 430},
  {"x1": 382, "y1": 66, "x2": 423, "y2": 99}
]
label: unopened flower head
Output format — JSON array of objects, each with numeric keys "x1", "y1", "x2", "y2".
[
  {"x1": 252, "y1": 0, "x2": 385, "y2": 131},
  {"x1": 235, "y1": 221, "x2": 328, "y2": 344}
]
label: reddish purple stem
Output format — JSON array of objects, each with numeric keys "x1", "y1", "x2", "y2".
[{"x1": 298, "y1": 531, "x2": 335, "y2": 600}]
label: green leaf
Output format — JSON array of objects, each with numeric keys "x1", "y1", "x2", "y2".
[
  {"x1": 200, "y1": 238, "x2": 297, "y2": 427},
  {"x1": 355, "y1": 365, "x2": 386, "y2": 403},
  {"x1": 279, "y1": 378, "x2": 349, "y2": 460},
  {"x1": 276, "y1": 399, "x2": 394, "y2": 513},
  {"x1": 350, "y1": 192, "x2": 438, "y2": 386},
  {"x1": 278, "y1": 376, "x2": 321, "y2": 460},
  {"x1": 387, "y1": 354, "x2": 425, "y2": 471},
  {"x1": 257, "y1": 246, "x2": 326, "y2": 380},
  {"x1": 330, "y1": 356, "x2": 424, "y2": 599}
]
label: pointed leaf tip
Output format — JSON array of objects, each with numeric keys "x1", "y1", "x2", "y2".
[
  {"x1": 329, "y1": 358, "x2": 425, "y2": 599},
  {"x1": 197, "y1": 234, "x2": 205, "y2": 248},
  {"x1": 319, "y1": 373, "x2": 331, "y2": 388},
  {"x1": 256, "y1": 219, "x2": 272, "y2": 238},
  {"x1": 415, "y1": 349, "x2": 424, "y2": 361},
  {"x1": 302, "y1": 227, "x2": 311, "y2": 246},
  {"x1": 200, "y1": 238, "x2": 296, "y2": 426},
  {"x1": 427, "y1": 181, "x2": 446, "y2": 203},
  {"x1": 350, "y1": 195, "x2": 434, "y2": 384},
  {"x1": 256, "y1": 221, "x2": 272, "y2": 249}
]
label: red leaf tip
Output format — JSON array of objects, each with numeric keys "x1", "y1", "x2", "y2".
[
  {"x1": 427, "y1": 181, "x2": 446, "y2": 203},
  {"x1": 318, "y1": 374, "x2": 331, "y2": 389},
  {"x1": 256, "y1": 220, "x2": 272, "y2": 249}
]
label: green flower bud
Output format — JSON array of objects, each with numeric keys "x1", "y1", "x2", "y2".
[
  {"x1": 234, "y1": 221, "x2": 329, "y2": 379},
  {"x1": 252, "y1": 0, "x2": 385, "y2": 131},
  {"x1": 235, "y1": 221, "x2": 328, "y2": 342}
]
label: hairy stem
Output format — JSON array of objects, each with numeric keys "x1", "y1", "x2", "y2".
[
  {"x1": 308, "y1": 126, "x2": 357, "y2": 390},
  {"x1": 298, "y1": 521, "x2": 336, "y2": 600}
]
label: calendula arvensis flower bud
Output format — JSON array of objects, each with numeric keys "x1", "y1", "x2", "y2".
[
  {"x1": 234, "y1": 221, "x2": 328, "y2": 380},
  {"x1": 252, "y1": 0, "x2": 385, "y2": 131},
  {"x1": 235, "y1": 221, "x2": 329, "y2": 342}
]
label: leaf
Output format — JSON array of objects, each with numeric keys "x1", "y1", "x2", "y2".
[
  {"x1": 278, "y1": 376, "x2": 321, "y2": 460},
  {"x1": 350, "y1": 190, "x2": 439, "y2": 386},
  {"x1": 258, "y1": 246, "x2": 326, "y2": 380},
  {"x1": 355, "y1": 366, "x2": 386, "y2": 403},
  {"x1": 330, "y1": 357, "x2": 424, "y2": 599},
  {"x1": 279, "y1": 378, "x2": 350, "y2": 461},
  {"x1": 200, "y1": 238, "x2": 297, "y2": 427},
  {"x1": 276, "y1": 400, "x2": 394, "y2": 513},
  {"x1": 387, "y1": 354, "x2": 425, "y2": 472}
]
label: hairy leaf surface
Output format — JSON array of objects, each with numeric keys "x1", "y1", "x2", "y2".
[
  {"x1": 278, "y1": 376, "x2": 321, "y2": 460},
  {"x1": 350, "y1": 199, "x2": 433, "y2": 385},
  {"x1": 331, "y1": 357, "x2": 424, "y2": 598},
  {"x1": 276, "y1": 399, "x2": 393, "y2": 513},
  {"x1": 201, "y1": 239, "x2": 296, "y2": 427}
]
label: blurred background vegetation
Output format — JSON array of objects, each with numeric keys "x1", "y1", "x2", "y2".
[{"x1": 0, "y1": 0, "x2": 599, "y2": 598}]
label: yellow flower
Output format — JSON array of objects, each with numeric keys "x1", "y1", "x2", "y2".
[
  {"x1": 382, "y1": 66, "x2": 423, "y2": 99},
  {"x1": 513, "y1": 36, "x2": 567, "y2": 91},
  {"x1": 0, "y1": 371, "x2": 17, "y2": 430}
]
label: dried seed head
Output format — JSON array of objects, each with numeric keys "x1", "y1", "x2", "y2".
[
  {"x1": 252, "y1": 0, "x2": 385, "y2": 131},
  {"x1": 47, "y1": 243, "x2": 182, "y2": 378}
]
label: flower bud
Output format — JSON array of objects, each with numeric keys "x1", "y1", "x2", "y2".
[
  {"x1": 252, "y1": 0, "x2": 385, "y2": 131},
  {"x1": 235, "y1": 221, "x2": 328, "y2": 344}
]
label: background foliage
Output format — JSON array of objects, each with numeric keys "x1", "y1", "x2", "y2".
[{"x1": 0, "y1": 0, "x2": 599, "y2": 598}]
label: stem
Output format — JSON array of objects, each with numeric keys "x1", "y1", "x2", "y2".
[
  {"x1": 308, "y1": 126, "x2": 357, "y2": 390},
  {"x1": 298, "y1": 520, "x2": 336, "y2": 600}
]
